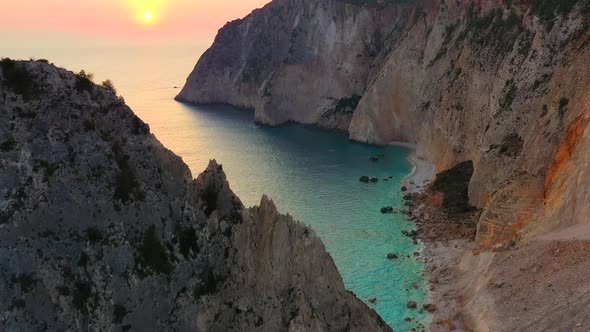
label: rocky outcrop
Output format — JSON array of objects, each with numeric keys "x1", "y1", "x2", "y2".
[
  {"x1": 178, "y1": 0, "x2": 590, "y2": 247},
  {"x1": 176, "y1": 0, "x2": 408, "y2": 130},
  {"x1": 0, "y1": 60, "x2": 390, "y2": 331}
]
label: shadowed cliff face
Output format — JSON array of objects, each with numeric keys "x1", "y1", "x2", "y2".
[
  {"x1": 178, "y1": 0, "x2": 590, "y2": 247},
  {"x1": 0, "y1": 60, "x2": 391, "y2": 331}
]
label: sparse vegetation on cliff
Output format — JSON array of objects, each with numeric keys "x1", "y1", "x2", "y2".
[
  {"x1": 0, "y1": 139, "x2": 16, "y2": 152},
  {"x1": 339, "y1": 0, "x2": 415, "y2": 8},
  {"x1": 322, "y1": 94, "x2": 362, "y2": 118},
  {"x1": 136, "y1": 225, "x2": 174, "y2": 276},
  {"x1": 75, "y1": 70, "x2": 94, "y2": 93},
  {"x1": 178, "y1": 227, "x2": 199, "y2": 259},
  {"x1": 531, "y1": 0, "x2": 578, "y2": 30},
  {"x1": 489, "y1": 133, "x2": 524, "y2": 157},
  {"x1": 112, "y1": 142, "x2": 144, "y2": 203},
  {"x1": 335, "y1": 94, "x2": 362, "y2": 113},
  {"x1": 101, "y1": 79, "x2": 117, "y2": 95},
  {"x1": 0, "y1": 58, "x2": 38, "y2": 100},
  {"x1": 499, "y1": 79, "x2": 517, "y2": 112}
]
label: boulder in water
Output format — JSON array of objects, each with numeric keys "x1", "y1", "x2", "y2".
[
  {"x1": 359, "y1": 176, "x2": 370, "y2": 183},
  {"x1": 380, "y1": 206, "x2": 394, "y2": 214}
]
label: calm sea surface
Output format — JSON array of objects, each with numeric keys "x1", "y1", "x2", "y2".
[{"x1": 1, "y1": 43, "x2": 427, "y2": 329}]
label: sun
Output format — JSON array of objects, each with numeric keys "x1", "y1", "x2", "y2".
[{"x1": 143, "y1": 11, "x2": 153, "y2": 21}]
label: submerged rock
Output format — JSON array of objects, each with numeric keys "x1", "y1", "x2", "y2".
[
  {"x1": 359, "y1": 176, "x2": 370, "y2": 183},
  {"x1": 380, "y1": 206, "x2": 394, "y2": 214},
  {"x1": 407, "y1": 301, "x2": 417, "y2": 309},
  {"x1": 369, "y1": 177, "x2": 379, "y2": 183},
  {"x1": 386, "y1": 253, "x2": 399, "y2": 260}
]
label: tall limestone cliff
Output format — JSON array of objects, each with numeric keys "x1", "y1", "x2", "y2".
[
  {"x1": 0, "y1": 60, "x2": 391, "y2": 331},
  {"x1": 178, "y1": 0, "x2": 590, "y2": 247}
]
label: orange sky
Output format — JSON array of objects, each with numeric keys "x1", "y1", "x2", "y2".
[{"x1": 1, "y1": 0, "x2": 270, "y2": 40}]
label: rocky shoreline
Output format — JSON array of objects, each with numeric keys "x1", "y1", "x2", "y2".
[
  {"x1": 401, "y1": 154, "x2": 590, "y2": 331},
  {"x1": 399, "y1": 154, "x2": 480, "y2": 331}
]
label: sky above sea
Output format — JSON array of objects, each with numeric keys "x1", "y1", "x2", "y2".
[{"x1": 1, "y1": 0, "x2": 270, "y2": 46}]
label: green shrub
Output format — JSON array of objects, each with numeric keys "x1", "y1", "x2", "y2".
[
  {"x1": 499, "y1": 79, "x2": 517, "y2": 111},
  {"x1": 77, "y1": 253, "x2": 89, "y2": 267},
  {"x1": 178, "y1": 227, "x2": 199, "y2": 259},
  {"x1": 0, "y1": 139, "x2": 16, "y2": 152},
  {"x1": 0, "y1": 58, "x2": 38, "y2": 100},
  {"x1": 72, "y1": 280, "x2": 93, "y2": 314},
  {"x1": 11, "y1": 273, "x2": 37, "y2": 293},
  {"x1": 75, "y1": 70, "x2": 94, "y2": 93},
  {"x1": 86, "y1": 227, "x2": 103, "y2": 243},
  {"x1": 335, "y1": 94, "x2": 362, "y2": 113},
  {"x1": 34, "y1": 159, "x2": 59, "y2": 181},
  {"x1": 489, "y1": 133, "x2": 523, "y2": 157},
  {"x1": 531, "y1": 0, "x2": 577, "y2": 30},
  {"x1": 101, "y1": 79, "x2": 117, "y2": 95},
  {"x1": 56, "y1": 285, "x2": 70, "y2": 296},
  {"x1": 338, "y1": 0, "x2": 414, "y2": 7},
  {"x1": 136, "y1": 225, "x2": 174, "y2": 275},
  {"x1": 462, "y1": 6, "x2": 529, "y2": 60},
  {"x1": 113, "y1": 304, "x2": 128, "y2": 324},
  {"x1": 196, "y1": 268, "x2": 225, "y2": 296},
  {"x1": 112, "y1": 142, "x2": 144, "y2": 203},
  {"x1": 83, "y1": 120, "x2": 96, "y2": 132}
]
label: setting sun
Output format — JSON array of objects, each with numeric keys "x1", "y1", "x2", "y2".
[{"x1": 143, "y1": 11, "x2": 152, "y2": 21}]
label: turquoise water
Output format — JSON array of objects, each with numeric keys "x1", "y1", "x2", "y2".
[
  {"x1": 1, "y1": 44, "x2": 427, "y2": 330},
  {"x1": 167, "y1": 104, "x2": 428, "y2": 330}
]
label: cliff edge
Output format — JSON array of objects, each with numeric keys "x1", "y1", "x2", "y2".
[{"x1": 0, "y1": 60, "x2": 390, "y2": 331}]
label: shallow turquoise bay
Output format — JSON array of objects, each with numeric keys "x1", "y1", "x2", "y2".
[{"x1": 166, "y1": 104, "x2": 428, "y2": 330}]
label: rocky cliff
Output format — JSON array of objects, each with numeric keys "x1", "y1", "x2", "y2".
[
  {"x1": 178, "y1": 0, "x2": 590, "y2": 247},
  {"x1": 0, "y1": 60, "x2": 391, "y2": 331}
]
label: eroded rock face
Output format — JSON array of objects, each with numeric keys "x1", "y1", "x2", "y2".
[
  {"x1": 179, "y1": 0, "x2": 590, "y2": 246},
  {"x1": 0, "y1": 60, "x2": 390, "y2": 331},
  {"x1": 176, "y1": 0, "x2": 409, "y2": 130}
]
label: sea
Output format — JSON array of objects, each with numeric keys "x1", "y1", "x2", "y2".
[{"x1": 1, "y1": 40, "x2": 427, "y2": 330}]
